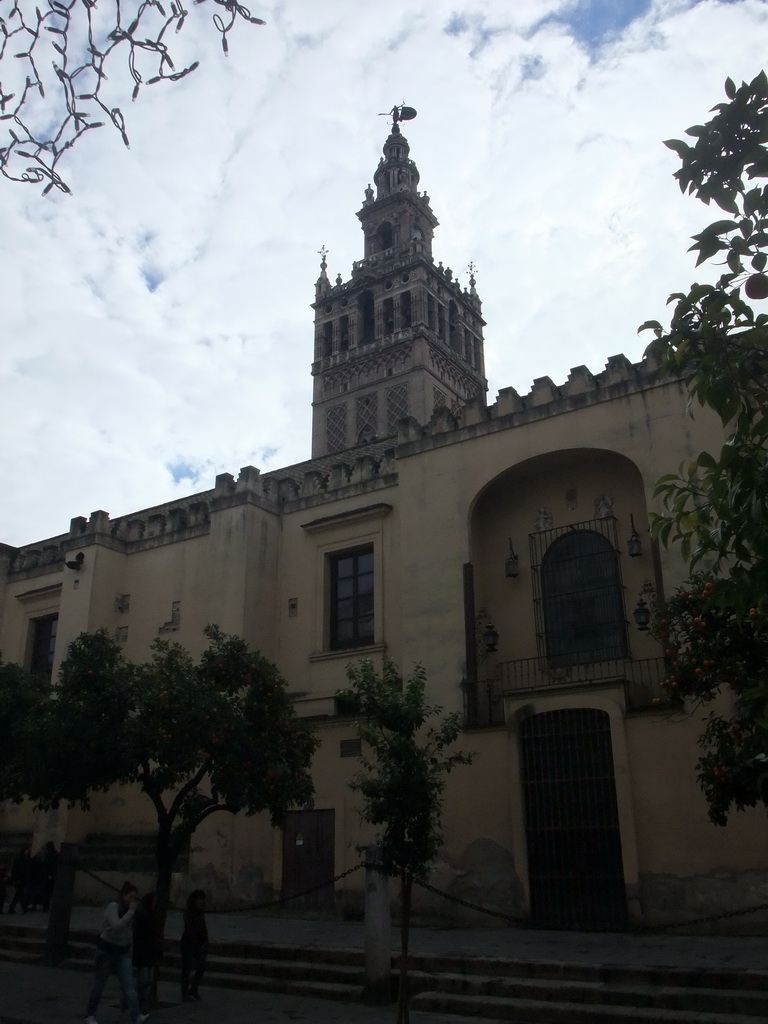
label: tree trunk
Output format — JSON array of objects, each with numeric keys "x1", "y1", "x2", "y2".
[
  {"x1": 150, "y1": 847, "x2": 174, "y2": 1005},
  {"x1": 396, "y1": 867, "x2": 412, "y2": 1024}
]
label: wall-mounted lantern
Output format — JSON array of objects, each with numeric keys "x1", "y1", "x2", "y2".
[
  {"x1": 633, "y1": 597, "x2": 651, "y2": 631},
  {"x1": 482, "y1": 621, "x2": 499, "y2": 653},
  {"x1": 505, "y1": 539, "x2": 519, "y2": 578},
  {"x1": 627, "y1": 513, "x2": 643, "y2": 558}
]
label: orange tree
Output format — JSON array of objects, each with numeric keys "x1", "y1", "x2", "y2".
[
  {"x1": 17, "y1": 625, "x2": 318, "y2": 963},
  {"x1": 340, "y1": 658, "x2": 473, "y2": 1024},
  {"x1": 0, "y1": 655, "x2": 50, "y2": 803},
  {"x1": 655, "y1": 576, "x2": 768, "y2": 825},
  {"x1": 641, "y1": 72, "x2": 768, "y2": 822}
]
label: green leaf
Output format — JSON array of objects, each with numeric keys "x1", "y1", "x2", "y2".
[{"x1": 664, "y1": 138, "x2": 690, "y2": 158}]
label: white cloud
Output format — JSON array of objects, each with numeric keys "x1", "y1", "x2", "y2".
[{"x1": 1, "y1": 0, "x2": 766, "y2": 545}]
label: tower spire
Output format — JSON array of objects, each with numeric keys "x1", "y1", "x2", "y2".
[{"x1": 309, "y1": 111, "x2": 487, "y2": 458}]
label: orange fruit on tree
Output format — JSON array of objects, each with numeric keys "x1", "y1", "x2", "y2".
[{"x1": 745, "y1": 273, "x2": 768, "y2": 300}]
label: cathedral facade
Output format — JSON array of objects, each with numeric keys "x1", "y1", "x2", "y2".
[{"x1": 2, "y1": 120, "x2": 766, "y2": 931}]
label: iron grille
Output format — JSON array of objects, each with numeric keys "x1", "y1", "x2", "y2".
[
  {"x1": 326, "y1": 404, "x2": 347, "y2": 453},
  {"x1": 520, "y1": 708, "x2": 627, "y2": 931},
  {"x1": 386, "y1": 383, "x2": 409, "y2": 433},
  {"x1": 356, "y1": 394, "x2": 377, "y2": 443},
  {"x1": 530, "y1": 517, "x2": 628, "y2": 665}
]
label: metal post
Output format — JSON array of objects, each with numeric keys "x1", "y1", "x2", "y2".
[
  {"x1": 363, "y1": 843, "x2": 391, "y2": 1004},
  {"x1": 44, "y1": 842, "x2": 78, "y2": 966}
]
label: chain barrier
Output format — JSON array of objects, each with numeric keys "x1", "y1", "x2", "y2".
[
  {"x1": 649, "y1": 900, "x2": 768, "y2": 933},
  {"x1": 72, "y1": 858, "x2": 363, "y2": 914},
  {"x1": 0, "y1": 0, "x2": 265, "y2": 194},
  {"x1": 414, "y1": 877, "x2": 525, "y2": 926},
  {"x1": 65, "y1": 857, "x2": 768, "y2": 934}
]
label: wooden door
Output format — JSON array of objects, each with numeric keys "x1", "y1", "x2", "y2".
[{"x1": 281, "y1": 809, "x2": 336, "y2": 911}]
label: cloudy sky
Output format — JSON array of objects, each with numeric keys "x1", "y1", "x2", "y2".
[{"x1": 1, "y1": 0, "x2": 766, "y2": 547}]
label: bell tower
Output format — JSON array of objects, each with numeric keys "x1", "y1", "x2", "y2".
[{"x1": 310, "y1": 107, "x2": 487, "y2": 458}]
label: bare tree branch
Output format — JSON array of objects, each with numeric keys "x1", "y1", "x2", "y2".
[{"x1": 0, "y1": 0, "x2": 264, "y2": 194}]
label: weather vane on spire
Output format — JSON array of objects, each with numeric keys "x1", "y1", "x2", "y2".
[{"x1": 379, "y1": 103, "x2": 418, "y2": 129}]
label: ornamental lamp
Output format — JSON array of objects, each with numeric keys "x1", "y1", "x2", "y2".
[
  {"x1": 505, "y1": 539, "x2": 519, "y2": 578},
  {"x1": 627, "y1": 513, "x2": 643, "y2": 558},
  {"x1": 633, "y1": 597, "x2": 651, "y2": 631},
  {"x1": 482, "y1": 622, "x2": 499, "y2": 653}
]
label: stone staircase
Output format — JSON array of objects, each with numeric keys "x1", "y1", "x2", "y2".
[{"x1": 1, "y1": 923, "x2": 767, "y2": 1022}]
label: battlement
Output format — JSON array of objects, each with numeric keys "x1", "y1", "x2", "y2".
[
  {"x1": 408, "y1": 349, "x2": 666, "y2": 443},
  {"x1": 3, "y1": 350, "x2": 666, "y2": 570}
]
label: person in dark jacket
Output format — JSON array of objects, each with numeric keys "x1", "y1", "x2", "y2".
[
  {"x1": 8, "y1": 845, "x2": 32, "y2": 913},
  {"x1": 132, "y1": 892, "x2": 160, "y2": 1013},
  {"x1": 0, "y1": 862, "x2": 8, "y2": 912},
  {"x1": 180, "y1": 890, "x2": 208, "y2": 1001},
  {"x1": 40, "y1": 842, "x2": 59, "y2": 912}
]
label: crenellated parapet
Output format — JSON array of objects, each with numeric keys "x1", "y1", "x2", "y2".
[
  {"x1": 2, "y1": 348, "x2": 669, "y2": 573},
  {"x1": 399, "y1": 350, "x2": 667, "y2": 446},
  {"x1": 3, "y1": 443, "x2": 406, "y2": 571},
  {"x1": 107, "y1": 495, "x2": 215, "y2": 544},
  {"x1": 261, "y1": 443, "x2": 398, "y2": 511}
]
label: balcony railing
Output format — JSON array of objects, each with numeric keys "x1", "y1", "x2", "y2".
[{"x1": 466, "y1": 656, "x2": 668, "y2": 727}]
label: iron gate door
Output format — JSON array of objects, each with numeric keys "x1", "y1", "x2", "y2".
[
  {"x1": 520, "y1": 708, "x2": 627, "y2": 930},
  {"x1": 281, "y1": 809, "x2": 335, "y2": 911}
]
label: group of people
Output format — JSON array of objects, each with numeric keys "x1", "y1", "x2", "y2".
[
  {"x1": 84, "y1": 883, "x2": 208, "y2": 1024},
  {"x1": 0, "y1": 841, "x2": 58, "y2": 914}
]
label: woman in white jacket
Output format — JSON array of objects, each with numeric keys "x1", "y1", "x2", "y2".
[{"x1": 84, "y1": 881, "x2": 149, "y2": 1024}]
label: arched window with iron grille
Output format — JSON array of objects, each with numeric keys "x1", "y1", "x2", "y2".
[{"x1": 536, "y1": 525, "x2": 627, "y2": 666}]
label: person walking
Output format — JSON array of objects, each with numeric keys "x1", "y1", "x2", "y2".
[
  {"x1": 132, "y1": 892, "x2": 160, "y2": 1013},
  {"x1": 180, "y1": 890, "x2": 208, "y2": 1002},
  {"x1": 0, "y1": 862, "x2": 8, "y2": 913},
  {"x1": 84, "y1": 881, "x2": 149, "y2": 1024},
  {"x1": 8, "y1": 845, "x2": 32, "y2": 914},
  {"x1": 40, "y1": 841, "x2": 59, "y2": 913}
]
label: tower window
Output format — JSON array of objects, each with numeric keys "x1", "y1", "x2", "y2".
[
  {"x1": 359, "y1": 291, "x2": 375, "y2": 345},
  {"x1": 339, "y1": 315, "x2": 350, "y2": 352},
  {"x1": 449, "y1": 300, "x2": 459, "y2": 352},
  {"x1": 400, "y1": 291, "x2": 412, "y2": 328},
  {"x1": 322, "y1": 321, "x2": 333, "y2": 357},
  {"x1": 464, "y1": 329, "x2": 475, "y2": 367},
  {"x1": 427, "y1": 294, "x2": 436, "y2": 332},
  {"x1": 376, "y1": 222, "x2": 394, "y2": 252},
  {"x1": 382, "y1": 297, "x2": 394, "y2": 335}
]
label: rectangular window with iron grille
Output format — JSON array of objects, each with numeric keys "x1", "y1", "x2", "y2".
[{"x1": 329, "y1": 546, "x2": 374, "y2": 650}]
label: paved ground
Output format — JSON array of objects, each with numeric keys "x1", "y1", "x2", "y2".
[{"x1": 1, "y1": 907, "x2": 767, "y2": 1024}]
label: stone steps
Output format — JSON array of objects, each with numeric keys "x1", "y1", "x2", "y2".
[
  {"x1": 407, "y1": 971, "x2": 768, "y2": 1019},
  {"x1": 409, "y1": 990, "x2": 768, "y2": 1024},
  {"x1": 1, "y1": 923, "x2": 766, "y2": 1023}
]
